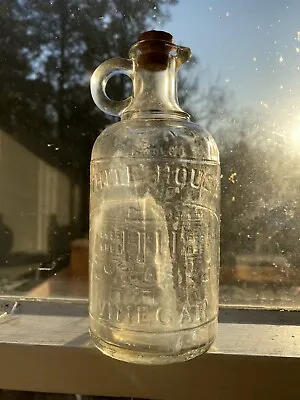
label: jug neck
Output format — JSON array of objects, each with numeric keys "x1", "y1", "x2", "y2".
[
  {"x1": 122, "y1": 31, "x2": 191, "y2": 121},
  {"x1": 122, "y1": 58, "x2": 190, "y2": 121}
]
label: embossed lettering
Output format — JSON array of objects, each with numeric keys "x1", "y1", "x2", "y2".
[
  {"x1": 97, "y1": 300, "x2": 209, "y2": 326},
  {"x1": 175, "y1": 166, "x2": 188, "y2": 186},
  {"x1": 156, "y1": 307, "x2": 173, "y2": 325},
  {"x1": 156, "y1": 164, "x2": 171, "y2": 184},
  {"x1": 179, "y1": 305, "x2": 192, "y2": 324},
  {"x1": 91, "y1": 161, "x2": 219, "y2": 209},
  {"x1": 137, "y1": 305, "x2": 150, "y2": 324},
  {"x1": 103, "y1": 263, "x2": 116, "y2": 275},
  {"x1": 191, "y1": 168, "x2": 204, "y2": 189}
]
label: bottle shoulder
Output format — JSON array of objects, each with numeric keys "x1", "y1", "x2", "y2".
[{"x1": 92, "y1": 119, "x2": 219, "y2": 163}]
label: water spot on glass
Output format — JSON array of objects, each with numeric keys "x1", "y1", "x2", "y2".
[
  {"x1": 228, "y1": 172, "x2": 237, "y2": 183},
  {"x1": 279, "y1": 55, "x2": 284, "y2": 64},
  {"x1": 260, "y1": 101, "x2": 268, "y2": 108},
  {"x1": 296, "y1": 32, "x2": 300, "y2": 53},
  {"x1": 225, "y1": 12, "x2": 230, "y2": 17},
  {"x1": 153, "y1": 6, "x2": 157, "y2": 10},
  {"x1": 253, "y1": 56, "x2": 257, "y2": 62},
  {"x1": 208, "y1": 6, "x2": 212, "y2": 11}
]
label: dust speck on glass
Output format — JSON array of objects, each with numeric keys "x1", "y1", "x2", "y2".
[{"x1": 0, "y1": 0, "x2": 300, "y2": 311}]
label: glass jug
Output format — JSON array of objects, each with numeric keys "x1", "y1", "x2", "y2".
[{"x1": 89, "y1": 30, "x2": 220, "y2": 364}]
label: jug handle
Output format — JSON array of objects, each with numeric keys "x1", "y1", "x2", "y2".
[{"x1": 90, "y1": 58, "x2": 133, "y2": 117}]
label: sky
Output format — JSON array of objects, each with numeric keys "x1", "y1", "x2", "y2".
[{"x1": 149, "y1": 0, "x2": 300, "y2": 118}]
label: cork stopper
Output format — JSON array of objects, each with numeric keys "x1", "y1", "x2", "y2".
[
  {"x1": 138, "y1": 30, "x2": 173, "y2": 43},
  {"x1": 135, "y1": 30, "x2": 174, "y2": 71}
]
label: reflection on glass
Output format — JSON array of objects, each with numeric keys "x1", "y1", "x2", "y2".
[{"x1": 0, "y1": 0, "x2": 300, "y2": 309}]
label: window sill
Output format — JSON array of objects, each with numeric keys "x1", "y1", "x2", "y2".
[{"x1": 0, "y1": 298, "x2": 299, "y2": 399}]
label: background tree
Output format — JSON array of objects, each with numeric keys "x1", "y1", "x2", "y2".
[
  {"x1": 1, "y1": 0, "x2": 178, "y2": 232},
  {"x1": 0, "y1": 0, "x2": 53, "y2": 142}
]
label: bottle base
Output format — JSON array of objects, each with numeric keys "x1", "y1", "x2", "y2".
[
  {"x1": 92, "y1": 334, "x2": 214, "y2": 365},
  {"x1": 90, "y1": 317, "x2": 217, "y2": 365}
]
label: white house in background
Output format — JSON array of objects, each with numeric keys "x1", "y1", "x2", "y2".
[{"x1": 0, "y1": 130, "x2": 81, "y2": 255}]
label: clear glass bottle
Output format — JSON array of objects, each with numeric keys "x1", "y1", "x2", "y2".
[{"x1": 89, "y1": 31, "x2": 220, "y2": 364}]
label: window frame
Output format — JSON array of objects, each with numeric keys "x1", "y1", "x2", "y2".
[{"x1": 0, "y1": 297, "x2": 299, "y2": 398}]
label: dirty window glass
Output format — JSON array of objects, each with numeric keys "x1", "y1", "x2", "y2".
[{"x1": 0, "y1": 0, "x2": 299, "y2": 309}]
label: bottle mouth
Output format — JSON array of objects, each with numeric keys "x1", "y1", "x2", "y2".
[{"x1": 129, "y1": 30, "x2": 191, "y2": 71}]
